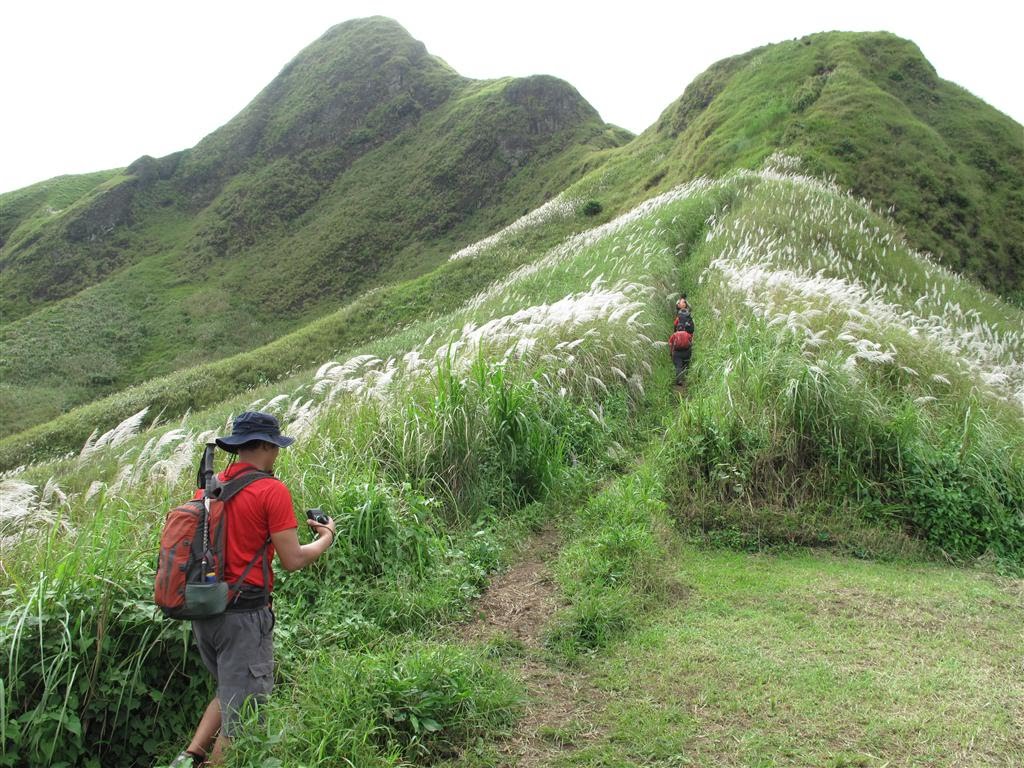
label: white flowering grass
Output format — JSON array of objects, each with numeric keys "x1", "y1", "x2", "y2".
[
  {"x1": 448, "y1": 192, "x2": 582, "y2": 261},
  {"x1": 0, "y1": 477, "x2": 71, "y2": 553},
  {"x1": 6, "y1": 156, "x2": 1022, "y2": 574},
  {"x1": 699, "y1": 164, "x2": 1024, "y2": 414},
  {"x1": 78, "y1": 407, "x2": 149, "y2": 460}
]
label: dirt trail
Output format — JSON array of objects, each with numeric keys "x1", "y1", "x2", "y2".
[
  {"x1": 459, "y1": 526, "x2": 560, "y2": 647},
  {"x1": 458, "y1": 526, "x2": 600, "y2": 767}
]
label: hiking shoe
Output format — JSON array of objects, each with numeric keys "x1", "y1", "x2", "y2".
[{"x1": 168, "y1": 751, "x2": 204, "y2": 768}]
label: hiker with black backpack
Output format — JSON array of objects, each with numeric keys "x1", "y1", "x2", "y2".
[
  {"x1": 669, "y1": 294, "x2": 695, "y2": 385},
  {"x1": 158, "y1": 411, "x2": 335, "y2": 767},
  {"x1": 673, "y1": 294, "x2": 694, "y2": 333}
]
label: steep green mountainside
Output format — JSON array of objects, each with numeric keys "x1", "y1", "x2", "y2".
[
  {"x1": 3, "y1": 27, "x2": 1022, "y2": 467},
  {"x1": 2, "y1": 28, "x2": 1023, "y2": 768},
  {"x1": 604, "y1": 32, "x2": 1024, "y2": 299},
  {"x1": 0, "y1": 17, "x2": 625, "y2": 436}
]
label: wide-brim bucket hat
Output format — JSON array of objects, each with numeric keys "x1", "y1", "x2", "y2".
[{"x1": 215, "y1": 410, "x2": 295, "y2": 453}]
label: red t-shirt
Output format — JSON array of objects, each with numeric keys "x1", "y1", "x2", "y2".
[{"x1": 193, "y1": 462, "x2": 298, "y2": 592}]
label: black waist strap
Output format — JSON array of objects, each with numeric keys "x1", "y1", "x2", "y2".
[{"x1": 226, "y1": 590, "x2": 269, "y2": 611}]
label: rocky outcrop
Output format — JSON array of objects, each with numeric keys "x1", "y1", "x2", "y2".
[{"x1": 504, "y1": 75, "x2": 599, "y2": 135}]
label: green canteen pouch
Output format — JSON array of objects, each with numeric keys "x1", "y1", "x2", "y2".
[{"x1": 184, "y1": 581, "x2": 229, "y2": 618}]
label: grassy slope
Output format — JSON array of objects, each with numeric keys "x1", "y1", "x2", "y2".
[
  {"x1": 0, "y1": 18, "x2": 623, "y2": 437},
  {"x1": 3, "y1": 161, "x2": 1021, "y2": 767},
  {"x1": 625, "y1": 32, "x2": 1024, "y2": 301},
  {"x1": 0, "y1": 77, "x2": 615, "y2": 437}
]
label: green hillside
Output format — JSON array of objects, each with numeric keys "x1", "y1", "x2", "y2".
[
  {"x1": 0, "y1": 17, "x2": 626, "y2": 436},
  {"x1": 615, "y1": 32, "x2": 1024, "y2": 300},
  {"x1": 3, "y1": 156, "x2": 1020, "y2": 768},
  {"x1": 4, "y1": 28, "x2": 1019, "y2": 450},
  {"x1": 6, "y1": 30, "x2": 1022, "y2": 467},
  {"x1": 1, "y1": 23, "x2": 1022, "y2": 768}
]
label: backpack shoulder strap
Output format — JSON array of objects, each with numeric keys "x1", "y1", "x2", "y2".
[
  {"x1": 214, "y1": 469, "x2": 275, "y2": 502},
  {"x1": 217, "y1": 469, "x2": 276, "y2": 604},
  {"x1": 229, "y1": 538, "x2": 272, "y2": 601}
]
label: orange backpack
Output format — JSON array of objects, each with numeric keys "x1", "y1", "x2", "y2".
[
  {"x1": 669, "y1": 330, "x2": 692, "y2": 351},
  {"x1": 154, "y1": 444, "x2": 271, "y2": 620}
]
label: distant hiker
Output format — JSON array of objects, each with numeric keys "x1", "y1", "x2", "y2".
[
  {"x1": 670, "y1": 294, "x2": 694, "y2": 385},
  {"x1": 674, "y1": 294, "x2": 694, "y2": 334},
  {"x1": 169, "y1": 411, "x2": 335, "y2": 768}
]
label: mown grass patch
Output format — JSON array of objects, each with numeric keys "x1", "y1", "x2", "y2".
[{"x1": 541, "y1": 546, "x2": 1024, "y2": 767}]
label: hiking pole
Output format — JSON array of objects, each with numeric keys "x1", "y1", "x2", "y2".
[
  {"x1": 199, "y1": 442, "x2": 217, "y2": 494},
  {"x1": 195, "y1": 442, "x2": 217, "y2": 492},
  {"x1": 199, "y1": 442, "x2": 217, "y2": 583}
]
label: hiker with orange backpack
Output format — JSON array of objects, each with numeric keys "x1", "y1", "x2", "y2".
[
  {"x1": 669, "y1": 294, "x2": 694, "y2": 385},
  {"x1": 159, "y1": 411, "x2": 335, "y2": 767}
]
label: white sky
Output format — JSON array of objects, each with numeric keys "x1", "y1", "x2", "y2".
[{"x1": 1, "y1": 0, "x2": 1022, "y2": 194}]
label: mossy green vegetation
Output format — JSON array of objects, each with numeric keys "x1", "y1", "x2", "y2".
[{"x1": 0, "y1": 17, "x2": 623, "y2": 437}]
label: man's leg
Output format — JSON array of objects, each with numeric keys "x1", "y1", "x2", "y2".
[
  {"x1": 185, "y1": 617, "x2": 224, "y2": 766},
  {"x1": 209, "y1": 732, "x2": 229, "y2": 765},
  {"x1": 211, "y1": 608, "x2": 275, "y2": 763},
  {"x1": 187, "y1": 698, "x2": 221, "y2": 759}
]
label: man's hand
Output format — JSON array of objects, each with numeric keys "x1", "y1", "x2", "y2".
[
  {"x1": 272, "y1": 517, "x2": 337, "y2": 571},
  {"x1": 306, "y1": 516, "x2": 336, "y2": 543}
]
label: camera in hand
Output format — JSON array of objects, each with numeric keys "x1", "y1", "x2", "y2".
[{"x1": 306, "y1": 508, "x2": 329, "y2": 525}]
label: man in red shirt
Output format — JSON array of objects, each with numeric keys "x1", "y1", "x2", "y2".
[{"x1": 170, "y1": 411, "x2": 335, "y2": 767}]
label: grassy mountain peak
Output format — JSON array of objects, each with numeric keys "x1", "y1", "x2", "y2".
[
  {"x1": 175, "y1": 16, "x2": 465, "y2": 196},
  {"x1": 0, "y1": 17, "x2": 622, "y2": 437},
  {"x1": 629, "y1": 31, "x2": 1024, "y2": 299}
]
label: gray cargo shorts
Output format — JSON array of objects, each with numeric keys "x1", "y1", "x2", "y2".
[{"x1": 192, "y1": 607, "x2": 275, "y2": 737}]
